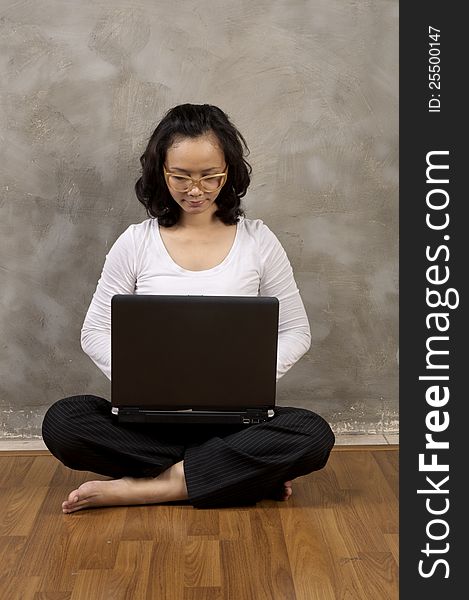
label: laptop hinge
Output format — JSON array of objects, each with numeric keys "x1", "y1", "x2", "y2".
[
  {"x1": 112, "y1": 407, "x2": 141, "y2": 416},
  {"x1": 244, "y1": 408, "x2": 274, "y2": 417}
]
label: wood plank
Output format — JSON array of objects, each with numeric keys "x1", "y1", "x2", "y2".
[
  {"x1": 314, "y1": 507, "x2": 371, "y2": 599},
  {"x1": 65, "y1": 506, "x2": 129, "y2": 571},
  {"x1": 184, "y1": 539, "x2": 221, "y2": 587},
  {"x1": 69, "y1": 542, "x2": 155, "y2": 600},
  {"x1": 281, "y1": 508, "x2": 336, "y2": 599},
  {"x1": 0, "y1": 536, "x2": 28, "y2": 576},
  {"x1": 218, "y1": 507, "x2": 252, "y2": 540},
  {"x1": 332, "y1": 498, "x2": 392, "y2": 555},
  {"x1": 15, "y1": 513, "x2": 88, "y2": 592},
  {"x1": 220, "y1": 507, "x2": 297, "y2": 600},
  {"x1": 352, "y1": 551, "x2": 398, "y2": 600},
  {"x1": 329, "y1": 451, "x2": 398, "y2": 545},
  {"x1": 372, "y1": 449, "x2": 399, "y2": 501},
  {"x1": 147, "y1": 541, "x2": 185, "y2": 600},
  {"x1": 69, "y1": 570, "x2": 109, "y2": 600},
  {"x1": 105, "y1": 540, "x2": 154, "y2": 599},
  {"x1": 384, "y1": 533, "x2": 399, "y2": 564},
  {"x1": 34, "y1": 593, "x2": 71, "y2": 600},
  {"x1": 0, "y1": 456, "x2": 35, "y2": 486},
  {"x1": 220, "y1": 540, "x2": 268, "y2": 600},
  {"x1": 0, "y1": 487, "x2": 49, "y2": 536},
  {"x1": 122, "y1": 504, "x2": 190, "y2": 541},
  {"x1": 249, "y1": 507, "x2": 297, "y2": 599},
  {"x1": 15, "y1": 487, "x2": 127, "y2": 592},
  {"x1": 0, "y1": 575, "x2": 41, "y2": 600},
  {"x1": 23, "y1": 455, "x2": 59, "y2": 487},
  {"x1": 0, "y1": 449, "x2": 398, "y2": 599},
  {"x1": 290, "y1": 463, "x2": 351, "y2": 508},
  {"x1": 329, "y1": 449, "x2": 372, "y2": 489},
  {"x1": 183, "y1": 588, "x2": 223, "y2": 600},
  {"x1": 187, "y1": 507, "x2": 220, "y2": 537}
]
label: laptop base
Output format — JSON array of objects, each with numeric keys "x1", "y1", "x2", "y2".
[{"x1": 112, "y1": 407, "x2": 275, "y2": 425}]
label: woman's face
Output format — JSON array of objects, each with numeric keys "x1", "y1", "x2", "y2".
[{"x1": 164, "y1": 133, "x2": 227, "y2": 217}]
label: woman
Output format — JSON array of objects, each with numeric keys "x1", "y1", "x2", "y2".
[{"x1": 42, "y1": 103, "x2": 335, "y2": 513}]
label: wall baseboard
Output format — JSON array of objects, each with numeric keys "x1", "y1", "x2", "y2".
[{"x1": 0, "y1": 433, "x2": 398, "y2": 453}]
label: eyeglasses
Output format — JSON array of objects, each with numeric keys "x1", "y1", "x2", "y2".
[{"x1": 164, "y1": 166, "x2": 228, "y2": 193}]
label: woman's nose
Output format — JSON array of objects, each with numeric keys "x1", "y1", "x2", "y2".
[{"x1": 188, "y1": 183, "x2": 203, "y2": 195}]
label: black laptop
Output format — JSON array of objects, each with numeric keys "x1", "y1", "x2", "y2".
[{"x1": 111, "y1": 294, "x2": 279, "y2": 424}]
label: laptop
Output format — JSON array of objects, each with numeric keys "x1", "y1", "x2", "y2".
[{"x1": 111, "y1": 294, "x2": 279, "y2": 425}]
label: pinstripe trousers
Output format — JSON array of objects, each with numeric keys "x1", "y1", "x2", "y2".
[{"x1": 42, "y1": 395, "x2": 335, "y2": 508}]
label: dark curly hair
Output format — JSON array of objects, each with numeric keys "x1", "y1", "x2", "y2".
[{"x1": 135, "y1": 104, "x2": 252, "y2": 227}]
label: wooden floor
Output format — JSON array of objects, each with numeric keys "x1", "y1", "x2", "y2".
[{"x1": 0, "y1": 446, "x2": 398, "y2": 600}]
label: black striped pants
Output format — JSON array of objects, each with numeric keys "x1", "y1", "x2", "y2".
[{"x1": 42, "y1": 395, "x2": 335, "y2": 508}]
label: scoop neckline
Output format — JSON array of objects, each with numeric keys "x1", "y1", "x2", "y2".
[{"x1": 153, "y1": 217, "x2": 243, "y2": 275}]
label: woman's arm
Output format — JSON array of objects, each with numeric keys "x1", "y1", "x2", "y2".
[
  {"x1": 81, "y1": 227, "x2": 137, "y2": 380},
  {"x1": 258, "y1": 225, "x2": 311, "y2": 381}
]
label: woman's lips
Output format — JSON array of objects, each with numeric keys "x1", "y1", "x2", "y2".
[{"x1": 186, "y1": 199, "x2": 204, "y2": 206}]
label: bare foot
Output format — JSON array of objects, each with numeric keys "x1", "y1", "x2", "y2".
[
  {"x1": 62, "y1": 461, "x2": 187, "y2": 514},
  {"x1": 283, "y1": 480, "x2": 293, "y2": 500}
]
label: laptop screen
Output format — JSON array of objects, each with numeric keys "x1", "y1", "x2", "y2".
[{"x1": 111, "y1": 295, "x2": 279, "y2": 411}]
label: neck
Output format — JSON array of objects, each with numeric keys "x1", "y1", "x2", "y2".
[{"x1": 179, "y1": 205, "x2": 220, "y2": 230}]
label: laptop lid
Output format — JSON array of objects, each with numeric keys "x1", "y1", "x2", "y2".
[{"x1": 111, "y1": 295, "x2": 279, "y2": 416}]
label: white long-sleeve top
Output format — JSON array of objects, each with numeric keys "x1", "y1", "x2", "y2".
[{"x1": 81, "y1": 216, "x2": 311, "y2": 382}]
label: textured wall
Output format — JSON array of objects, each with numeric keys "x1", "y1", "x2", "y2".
[{"x1": 0, "y1": 0, "x2": 398, "y2": 438}]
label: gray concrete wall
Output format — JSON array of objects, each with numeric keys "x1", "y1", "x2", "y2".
[{"x1": 0, "y1": 0, "x2": 398, "y2": 438}]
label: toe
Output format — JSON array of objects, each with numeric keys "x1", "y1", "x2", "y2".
[
  {"x1": 62, "y1": 498, "x2": 89, "y2": 514},
  {"x1": 67, "y1": 489, "x2": 80, "y2": 504},
  {"x1": 62, "y1": 489, "x2": 80, "y2": 512}
]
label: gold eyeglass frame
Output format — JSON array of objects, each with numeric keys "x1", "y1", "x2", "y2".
[{"x1": 163, "y1": 165, "x2": 228, "y2": 193}]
